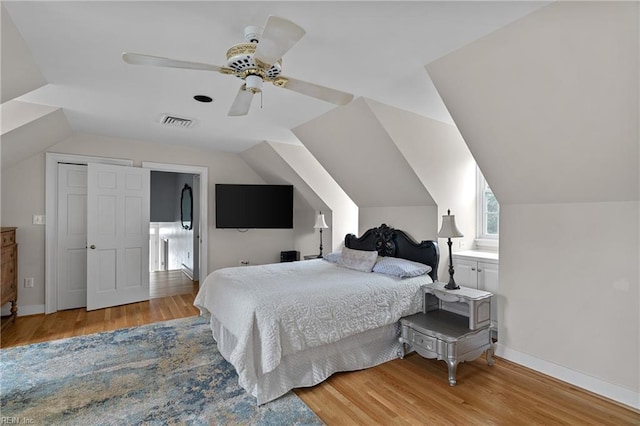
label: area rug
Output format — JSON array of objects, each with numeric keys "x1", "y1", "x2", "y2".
[{"x1": 0, "y1": 316, "x2": 323, "y2": 425}]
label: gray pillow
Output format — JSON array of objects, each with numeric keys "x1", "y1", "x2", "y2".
[
  {"x1": 337, "y1": 247, "x2": 378, "y2": 272},
  {"x1": 322, "y1": 251, "x2": 342, "y2": 263},
  {"x1": 373, "y1": 257, "x2": 432, "y2": 278}
]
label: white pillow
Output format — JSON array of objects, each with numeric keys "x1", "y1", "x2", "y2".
[
  {"x1": 337, "y1": 247, "x2": 378, "y2": 273},
  {"x1": 322, "y1": 251, "x2": 342, "y2": 263},
  {"x1": 373, "y1": 257, "x2": 432, "y2": 278}
]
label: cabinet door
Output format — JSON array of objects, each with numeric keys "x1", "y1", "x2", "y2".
[
  {"x1": 478, "y1": 262, "x2": 499, "y2": 324},
  {"x1": 452, "y1": 258, "x2": 478, "y2": 288}
]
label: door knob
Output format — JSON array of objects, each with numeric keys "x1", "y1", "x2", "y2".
[{"x1": 90, "y1": 245, "x2": 96, "y2": 249}]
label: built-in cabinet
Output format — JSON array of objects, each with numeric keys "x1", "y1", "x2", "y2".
[{"x1": 452, "y1": 251, "x2": 499, "y2": 333}]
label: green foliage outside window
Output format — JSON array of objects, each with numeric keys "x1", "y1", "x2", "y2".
[
  {"x1": 479, "y1": 171, "x2": 499, "y2": 238},
  {"x1": 484, "y1": 188, "x2": 499, "y2": 236}
]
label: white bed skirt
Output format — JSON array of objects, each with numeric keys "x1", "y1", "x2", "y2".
[{"x1": 206, "y1": 313, "x2": 403, "y2": 405}]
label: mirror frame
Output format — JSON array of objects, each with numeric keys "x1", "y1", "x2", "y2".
[{"x1": 181, "y1": 183, "x2": 193, "y2": 230}]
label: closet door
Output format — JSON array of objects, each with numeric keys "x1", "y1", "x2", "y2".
[
  {"x1": 86, "y1": 163, "x2": 150, "y2": 310},
  {"x1": 57, "y1": 164, "x2": 88, "y2": 310}
]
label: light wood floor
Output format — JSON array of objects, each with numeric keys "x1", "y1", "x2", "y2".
[
  {"x1": 1, "y1": 289, "x2": 638, "y2": 425},
  {"x1": 150, "y1": 269, "x2": 198, "y2": 299}
]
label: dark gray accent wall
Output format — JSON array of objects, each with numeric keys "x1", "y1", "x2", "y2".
[{"x1": 150, "y1": 171, "x2": 179, "y2": 222}]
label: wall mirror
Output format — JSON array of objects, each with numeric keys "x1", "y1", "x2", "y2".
[{"x1": 181, "y1": 183, "x2": 193, "y2": 230}]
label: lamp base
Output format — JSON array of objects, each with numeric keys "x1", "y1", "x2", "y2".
[
  {"x1": 444, "y1": 238, "x2": 460, "y2": 290},
  {"x1": 444, "y1": 278, "x2": 460, "y2": 290}
]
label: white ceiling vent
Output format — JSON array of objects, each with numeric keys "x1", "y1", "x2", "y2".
[{"x1": 159, "y1": 114, "x2": 195, "y2": 128}]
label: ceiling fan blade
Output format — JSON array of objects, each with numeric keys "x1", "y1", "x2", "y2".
[
  {"x1": 275, "y1": 76, "x2": 354, "y2": 106},
  {"x1": 122, "y1": 52, "x2": 224, "y2": 72},
  {"x1": 228, "y1": 84, "x2": 254, "y2": 116},
  {"x1": 253, "y1": 16, "x2": 306, "y2": 68}
]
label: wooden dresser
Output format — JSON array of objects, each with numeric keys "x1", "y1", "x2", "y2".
[{"x1": 1, "y1": 227, "x2": 18, "y2": 330}]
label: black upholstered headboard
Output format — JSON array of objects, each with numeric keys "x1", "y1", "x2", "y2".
[{"x1": 344, "y1": 224, "x2": 439, "y2": 281}]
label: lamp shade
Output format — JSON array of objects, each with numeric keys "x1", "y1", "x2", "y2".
[
  {"x1": 313, "y1": 212, "x2": 328, "y2": 229},
  {"x1": 438, "y1": 211, "x2": 463, "y2": 238}
]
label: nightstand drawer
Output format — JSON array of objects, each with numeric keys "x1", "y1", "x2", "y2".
[{"x1": 409, "y1": 328, "x2": 437, "y2": 352}]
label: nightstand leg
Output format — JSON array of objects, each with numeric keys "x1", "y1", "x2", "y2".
[
  {"x1": 486, "y1": 343, "x2": 495, "y2": 366},
  {"x1": 398, "y1": 337, "x2": 407, "y2": 359},
  {"x1": 446, "y1": 359, "x2": 458, "y2": 386}
]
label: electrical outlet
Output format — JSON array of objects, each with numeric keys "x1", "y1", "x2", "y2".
[
  {"x1": 24, "y1": 277, "x2": 35, "y2": 288},
  {"x1": 32, "y1": 215, "x2": 46, "y2": 225},
  {"x1": 459, "y1": 241, "x2": 466, "y2": 249}
]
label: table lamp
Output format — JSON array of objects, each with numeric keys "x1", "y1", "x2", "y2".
[
  {"x1": 314, "y1": 212, "x2": 329, "y2": 258},
  {"x1": 438, "y1": 209, "x2": 464, "y2": 290}
]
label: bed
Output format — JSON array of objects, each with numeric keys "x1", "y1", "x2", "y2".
[{"x1": 194, "y1": 224, "x2": 439, "y2": 404}]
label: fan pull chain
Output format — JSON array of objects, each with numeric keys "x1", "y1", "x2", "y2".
[{"x1": 260, "y1": 91, "x2": 263, "y2": 109}]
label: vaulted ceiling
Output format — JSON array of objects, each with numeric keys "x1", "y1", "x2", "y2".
[{"x1": 2, "y1": 1, "x2": 548, "y2": 153}]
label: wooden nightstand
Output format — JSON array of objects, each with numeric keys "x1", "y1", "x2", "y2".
[
  {"x1": 399, "y1": 282, "x2": 494, "y2": 386},
  {"x1": 1, "y1": 227, "x2": 18, "y2": 330}
]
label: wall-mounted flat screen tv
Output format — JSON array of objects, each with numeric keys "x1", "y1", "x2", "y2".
[{"x1": 215, "y1": 184, "x2": 294, "y2": 229}]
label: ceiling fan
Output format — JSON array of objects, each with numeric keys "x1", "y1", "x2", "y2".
[{"x1": 122, "y1": 16, "x2": 354, "y2": 116}]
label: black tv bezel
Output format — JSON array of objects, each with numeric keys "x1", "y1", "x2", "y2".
[{"x1": 215, "y1": 183, "x2": 294, "y2": 229}]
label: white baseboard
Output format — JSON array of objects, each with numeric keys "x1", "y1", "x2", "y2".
[
  {"x1": 17, "y1": 304, "x2": 45, "y2": 317},
  {"x1": 496, "y1": 343, "x2": 640, "y2": 410}
]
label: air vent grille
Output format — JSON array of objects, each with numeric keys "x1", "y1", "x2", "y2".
[{"x1": 159, "y1": 114, "x2": 195, "y2": 128}]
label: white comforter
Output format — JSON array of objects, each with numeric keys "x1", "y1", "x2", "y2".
[{"x1": 194, "y1": 259, "x2": 430, "y2": 400}]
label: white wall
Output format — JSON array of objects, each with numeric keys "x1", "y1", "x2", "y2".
[
  {"x1": 366, "y1": 98, "x2": 478, "y2": 280},
  {"x1": 1, "y1": 153, "x2": 46, "y2": 313},
  {"x1": 1, "y1": 132, "x2": 297, "y2": 311},
  {"x1": 266, "y1": 142, "x2": 358, "y2": 252},
  {"x1": 359, "y1": 206, "x2": 436, "y2": 242},
  {"x1": 1, "y1": 5, "x2": 46, "y2": 103},
  {"x1": 500, "y1": 202, "x2": 639, "y2": 393},
  {"x1": 427, "y1": 1, "x2": 639, "y2": 408},
  {"x1": 152, "y1": 221, "x2": 192, "y2": 271},
  {"x1": 293, "y1": 98, "x2": 437, "y2": 210}
]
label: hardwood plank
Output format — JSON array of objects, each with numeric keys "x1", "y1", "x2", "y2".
[
  {"x1": 1, "y1": 286, "x2": 638, "y2": 425},
  {"x1": 296, "y1": 353, "x2": 640, "y2": 425}
]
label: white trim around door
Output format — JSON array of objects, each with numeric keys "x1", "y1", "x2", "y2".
[
  {"x1": 142, "y1": 161, "x2": 208, "y2": 284},
  {"x1": 45, "y1": 154, "x2": 209, "y2": 314},
  {"x1": 45, "y1": 152, "x2": 134, "y2": 314}
]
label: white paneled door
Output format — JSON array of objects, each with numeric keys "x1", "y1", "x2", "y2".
[
  {"x1": 57, "y1": 164, "x2": 88, "y2": 310},
  {"x1": 87, "y1": 163, "x2": 150, "y2": 311}
]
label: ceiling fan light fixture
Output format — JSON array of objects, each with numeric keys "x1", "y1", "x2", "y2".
[
  {"x1": 225, "y1": 43, "x2": 282, "y2": 79},
  {"x1": 245, "y1": 74, "x2": 263, "y2": 93}
]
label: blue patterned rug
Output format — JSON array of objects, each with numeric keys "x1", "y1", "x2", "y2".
[{"x1": 1, "y1": 316, "x2": 323, "y2": 425}]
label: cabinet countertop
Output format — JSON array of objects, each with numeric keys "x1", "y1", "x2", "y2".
[{"x1": 452, "y1": 250, "x2": 499, "y2": 263}]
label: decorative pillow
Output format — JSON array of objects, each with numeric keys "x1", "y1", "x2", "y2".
[
  {"x1": 373, "y1": 257, "x2": 432, "y2": 278},
  {"x1": 337, "y1": 247, "x2": 378, "y2": 273},
  {"x1": 323, "y1": 251, "x2": 342, "y2": 263}
]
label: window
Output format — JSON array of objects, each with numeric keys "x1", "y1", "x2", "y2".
[{"x1": 477, "y1": 169, "x2": 499, "y2": 240}]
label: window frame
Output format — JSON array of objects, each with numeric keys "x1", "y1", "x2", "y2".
[{"x1": 476, "y1": 168, "x2": 499, "y2": 247}]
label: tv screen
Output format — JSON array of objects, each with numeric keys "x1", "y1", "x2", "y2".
[{"x1": 215, "y1": 184, "x2": 294, "y2": 229}]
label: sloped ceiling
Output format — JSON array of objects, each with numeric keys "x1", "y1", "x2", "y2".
[
  {"x1": 240, "y1": 142, "x2": 317, "y2": 211},
  {"x1": 292, "y1": 97, "x2": 436, "y2": 209},
  {"x1": 426, "y1": 1, "x2": 639, "y2": 205},
  {"x1": 1, "y1": 5, "x2": 46, "y2": 102},
  {"x1": 366, "y1": 98, "x2": 477, "y2": 245},
  {"x1": 2, "y1": 1, "x2": 549, "y2": 153},
  {"x1": 1, "y1": 7, "x2": 72, "y2": 168},
  {"x1": 240, "y1": 141, "x2": 358, "y2": 245},
  {"x1": 1, "y1": 108, "x2": 72, "y2": 171}
]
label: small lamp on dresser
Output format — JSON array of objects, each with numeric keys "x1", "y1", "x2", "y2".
[
  {"x1": 438, "y1": 209, "x2": 464, "y2": 290},
  {"x1": 313, "y1": 212, "x2": 329, "y2": 258}
]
